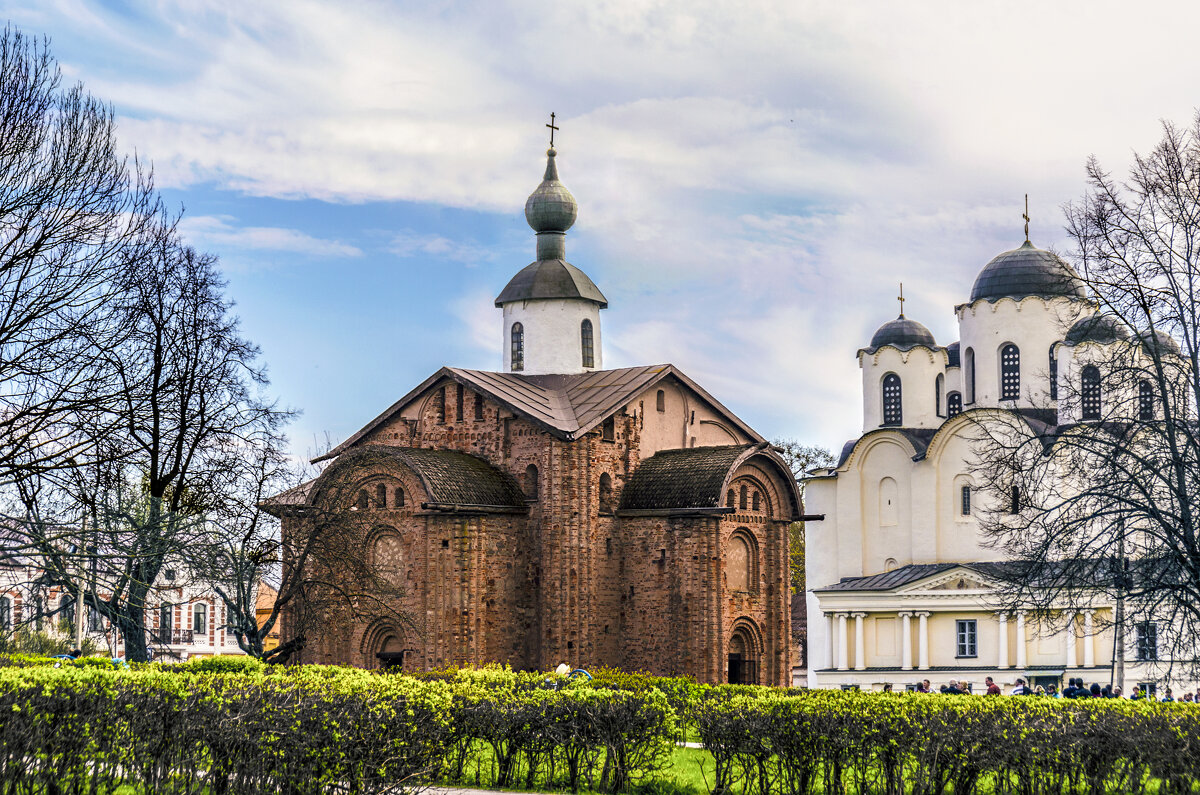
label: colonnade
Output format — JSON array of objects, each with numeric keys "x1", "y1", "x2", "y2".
[{"x1": 827, "y1": 609, "x2": 1097, "y2": 671}]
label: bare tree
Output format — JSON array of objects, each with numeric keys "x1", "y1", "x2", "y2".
[{"x1": 972, "y1": 112, "x2": 1200, "y2": 680}]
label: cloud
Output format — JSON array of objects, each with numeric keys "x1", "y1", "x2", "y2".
[
  {"x1": 389, "y1": 231, "x2": 491, "y2": 265},
  {"x1": 178, "y1": 215, "x2": 362, "y2": 258}
]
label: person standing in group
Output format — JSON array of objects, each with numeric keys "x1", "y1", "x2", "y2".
[
  {"x1": 1011, "y1": 678, "x2": 1032, "y2": 695},
  {"x1": 985, "y1": 676, "x2": 1001, "y2": 696}
]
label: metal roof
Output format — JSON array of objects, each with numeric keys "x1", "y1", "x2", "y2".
[
  {"x1": 816, "y1": 561, "x2": 1019, "y2": 592},
  {"x1": 494, "y1": 259, "x2": 608, "y2": 307},
  {"x1": 861, "y1": 315, "x2": 937, "y2": 354},
  {"x1": 968, "y1": 241, "x2": 1088, "y2": 304}
]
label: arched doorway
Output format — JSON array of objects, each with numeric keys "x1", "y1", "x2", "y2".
[
  {"x1": 727, "y1": 619, "x2": 763, "y2": 685},
  {"x1": 362, "y1": 621, "x2": 410, "y2": 670}
]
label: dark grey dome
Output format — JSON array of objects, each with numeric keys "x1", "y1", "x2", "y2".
[
  {"x1": 945, "y1": 341, "x2": 961, "y2": 368},
  {"x1": 1139, "y1": 329, "x2": 1182, "y2": 357},
  {"x1": 969, "y1": 241, "x2": 1088, "y2": 303},
  {"x1": 1064, "y1": 314, "x2": 1131, "y2": 346},
  {"x1": 525, "y1": 148, "x2": 577, "y2": 233},
  {"x1": 494, "y1": 259, "x2": 608, "y2": 307},
  {"x1": 866, "y1": 315, "x2": 937, "y2": 352}
]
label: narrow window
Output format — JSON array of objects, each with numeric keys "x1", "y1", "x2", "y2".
[
  {"x1": 356, "y1": 490, "x2": 369, "y2": 511},
  {"x1": 726, "y1": 489, "x2": 735, "y2": 508},
  {"x1": 727, "y1": 535, "x2": 751, "y2": 591},
  {"x1": 1139, "y1": 380, "x2": 1155, "y2": 421},
  {"x1": 524, "y1": 464, "x2": 539, "y2": 501},
  {"x1": 395, "y1": 487, "x2": 405, "y2": 507},
  {"x1": 601, "y1": 416, "x2": 615, "y2": 441},
  {"x1": 1009, "y1": 485, "x2": 1020, "y2": 513},
  {"x1": 1081, "y1": 365, "x2": 1101, "y2": 420},
  {"x1": 88, "y1": 605, "x2": 102, "y2": 632},
  {"x1": 935, "y1": 373, "x2": 944, "y2": 416},
  {"x1": 964, "y1": 347, "x2": 976, "y2": 403},
  {"x1": 739, "y1": 485, "x2": 748, "y2": 510},
  {"x1": 656, "y1": 389, "x2": 665, "y2": 412},
  {"x1": 882, "y1": 373, "x2": 902, "y2": 425},
  {"x1": 1136, "y1": 621, "x2": 1158, "y2": 661},
  {"x1": 193, "y1": 603, "x2": 207, "y2": 635},
  {"x1": 474, "y1": 393, "x2": 484, "y2": 421},
  {"x1": 956, "y1": 619, "x2": 977, "y2": 657},
  {"x1": 434, "y1": 388, "x2": 446, "y2": 424},
  {"x1": 947, "y1": 392, "x2": 962, "y2": 418},
  {"x1": 752, "y1": 491, "x2": 761, "y2": 511},
  {"x1": 376, "y1": 483, "x2": 387, "y2": 509},
  {"x1": 455, "y1": 383, "x2": 464, "y2": 422},
  {"x1": 960, "y1": 485, "x2": 971, "y2": 516},
  {"x1": 581, "y1": 319, "x2": 594, "y2": 368},
  {"x1": 510, "y1": 322, "x2": 524, "y2": 372},
  {"x1": 599, "y1": 473, "x2": 613, "y2": 514},
  {"x1": 159, "y1": 604, "x2": 172, "y2": 642},
  {"x1": 0, "y1": 596, "x2": 9, "y2": 631},
  {"x1": 1000, "y1": 344, "x2": 1020, "y2": 400},
  {"x1": 1049, "y1": 345, "x2": 1058, "y2": 400}
]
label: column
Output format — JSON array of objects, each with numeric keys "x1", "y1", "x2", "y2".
[
  {"x1": 826, "y1": 613, "x2": 836, "y2": 670},
  {"x1": 837, "y1": 613, "x2": 848, "y2": 671},
  {"x1": 1065, "y1": 612, "x2": 1077, "y2": 669},
  {"x1": 996, "y1": 612, "x2": 1009, "y2": 669},
  {"x1": 1015, "y1": 611, "x2": 1027, "y2": 669},
  {"x1": 1083, "y1": 610, "x2": 1095, "y2": 668},
  {"x1": 899, "y1": 612, "x2": 913, "y2": 671},
  {"x1": 917, "y1": 611, "x2": 930, "y2": 670},
  {"x1": 853, "y1": 612, "x2": 867, "y2": 671}
]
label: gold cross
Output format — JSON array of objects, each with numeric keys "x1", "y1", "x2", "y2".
[
  {"x1": 546, "y1": 112, "x2": 559, "y2": 147},
  {"x1": 1023, "y1": 194, "x2": 1030, "y2": 243},
  {"x1": 898, "y1": 282, "x2": 905, "y2": 317}
]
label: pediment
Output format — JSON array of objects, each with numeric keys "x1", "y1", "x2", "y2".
[{"x1": 896, "y1": 567, "x2": 994, "y2": 594}]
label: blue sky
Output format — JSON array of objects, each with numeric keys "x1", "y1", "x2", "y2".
[{"x1": 6, "y1": 0, "x2": 1200, "y2": 458}]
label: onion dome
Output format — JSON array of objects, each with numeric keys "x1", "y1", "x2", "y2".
[
  {"x1": 524, "y1": 148, "x2": 577, "y2": 233},
  {"x1": 969, "y1": 241, "x2": 1088, "y2": 303},
  {"x1": 864, "y1": 315, "x2": 937, "y2": 353},
  {"x1": 1138, "y1": 329, "x2": 1182, "y2": 357},
  {"x1": 1064, "y1": 314, "x2": 1131, "y2": 346}
]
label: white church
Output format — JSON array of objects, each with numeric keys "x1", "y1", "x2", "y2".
[{"x1": 804, "y1": 228, "x2": 1190, "y2": 694}]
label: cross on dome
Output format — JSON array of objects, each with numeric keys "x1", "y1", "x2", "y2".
[
  {"x1": 546, "y1": 112, "x2": 559, "y2": 148},
  {"x1": 1023, "y1": 194, "x2": 1031, "y2": 243},
  {"x1": 897, "y1": 282, "x2": 905, "y2": 318}
]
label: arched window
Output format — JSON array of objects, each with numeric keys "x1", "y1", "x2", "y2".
[
  {"x1": 935, "y1": 373, "x2": 944, "y2": 416},
  {"x1": 739, "y1": 485, "x2": 748, "y2": 510},
  {"x1": 1139, "y1": 380, "x2": 1155, "y2": 421},
  {"x1": 726, "y1": 530, "x2": 758, "y2": 592},
  {"x1": 524, "y1": 464, "x2": 539, "y2": 500},
  {"x1": 601, "y1": 416, "x2": 615, "y2": 441},
  {"x1": 455, "y1": 383, "x2": 464, "y2": 422},
  {"x1": 1049, "y1": 345, "x2": 1059, "y2": 400},
  {"x1": 394, "y1": 487, "x2": 405, "y2": 507},
  {"x1": 752, "y1": 491, "x2": 761, "y2": 511},
  {"x1": 1000, "y1": 344, "x2": 1020, "y2": 400},
  {"x1": 882, "y1": 373, "x2": 902, "y2": 425},
  {"x1": 375, "y1": 484, "x2": 387, "y2": 509},
  {"x1": 192, "y1": 603, "x2": 207, "y2": 635},
  {"x1": 356, "y1": 490, "x2": 369, "y2": 511},
  {"x1": 964, "y1": 347, "x2": 976, "y2": 403},
  {"x1": 510, "y1": 322, "x2": 524, "y2": 372},
  {"x1": 599, "y1": 473, "x2": 613, "y2": 514},
  {"x1": 726, "y1": 489, "x2": 735, "y2": 508},
  {"x1": 947, "y1": 392, "x2": 962, "y2": 418},
  {"x1": 656, "y1": 389, "x2": 665, "y2": 412},
  {"x1": 373, "y1": 534, "x2": 403, "y2": 582},
  {"x1": 581, "y1": 319, "x2": 594, "y2": 368},
  {"x1": 1081, "y1": 365, "x2": 1102, "y2": 420},
  {"x1": 960, "y1": 485, "x2": 971, "y2": 516}
]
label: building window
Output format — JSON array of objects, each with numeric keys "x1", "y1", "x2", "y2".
[
  {"x1": 455, "y1": 383, "x2": 464, "y2": 422},
  {"x1": 727, "y1": 530, "x2": 758, "y2": 592},
  {"x1": 726, "y1": 489, "x2": 735, "y2": 508},
  {"x1": 739, "y1": 485, "x2": 748, "y2": 510},
  {"x1": 956, "y1": 619, "x2": 977, "y2": 657},
  {"x1": 395, "y1": 487, "x2": 405, "y2": 507},
  {"x1": 752, "y1": 491, "x2": 761, "y2": 511},
  {"x1": 935, "y1": 373, "x2": 944, "y2": 416},
  {"x1": 159, "y1": 604, "x2": 172, "y2": 640},
  {"x1": 1000, "y1": 344, "x2": 1020, "y2": 400},
  {"x1": 964, "y1": 347, "x2": 976, "y2": 403},
  {"x1": 193, "y1": 604, "x2": 207, "y2": 635},
  {"x1": 947, "y1": 392, "x2": 962, "y2": 418},
  {"x1": 656, "y1": 389, "x2": 665, "y2": 412},
  {"x1": 376, "y1": 484, "x2": 387, "y2": 509},
  {"x1": 882, "y1": 373, "x2": 902, "y2": 425},
  {"x1": 434, "y1": 388, "x2": 446, "y2": 424},
  {"x1": 524, "y1": 464, "x2": 539, "y2": 501},
  {"x1": 1081, "y1": 365, "x2": 1102, "y2": 420},
  {"x1": 474, "y1": 393, "x2": 484, "y2": 421},
  {"x1": 88, "y1": 605, "x2": 102, "y2": 632},
  {"x1": 1136, "y1": 621, "x2": 1158, "y2": 661},
  {"x1": 599, "y1": 473, "x2": 613, "y2": 514},
  {"x1": 1049, "y1": 345, "x2": 1058, "y2": 400},
  {"x1": 961, "y1": 485, "x2": 971, "y2": 516},
  {"x1": 0, "y1": 596, "x2": 9, "y2": 631},
  {"x1": 1009, "y1": 485, "x2": 1021, "y2": 513},
  {"x1": 581, "y1": 319, "x2": 594, "y2": 368},
  {"x1": 510, "y1": 322, "x2": 524, "y2": 372},
  {"x1": 356, "y1": 490, "x2": 369, "y2": 511},
  {"x1": 1139, "y1": 380, "x2": 1155, "y2": 421},
  {"x1": 601, "y1": 416, "x2": 615, "y2": 441}
]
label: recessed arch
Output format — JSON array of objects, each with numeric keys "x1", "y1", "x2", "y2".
[
  {"x1": 726, "y1": 528, "x2": 759, "y2": 592},
  {"x1": 727, "y1": 617, "x2": 764, "y2": 685},
  {"x1": 510, "y1": 322, "x2": 524, "y2": 372},
  {"x1": 882, "y1": 372, "x2": 902, "y2": 425},
  {"x1": 1000, "y1": 343, "x2": 1020, "y2": 400}
]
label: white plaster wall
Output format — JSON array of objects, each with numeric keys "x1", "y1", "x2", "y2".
[
  {"x1": 634, "y1": 381, "x2": 750, "y2": 458},
  {"x1": 860, "y1": 346, "x2": 946, "y2": 431},
  {"x1": 956, "y1": 297, "x2": 1089, "y2": 410},
  {"x1": 501, "y1": 299, "x2": 602, "y2": 375},
  {"x1": 857, "y1": 437, "x2": 915, "y2": 575},
  {"x1": 930, "y1": 426, "x2": 997, "y2": 563}
]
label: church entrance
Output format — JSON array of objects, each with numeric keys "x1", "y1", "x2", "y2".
[
  {"x1": 727, "y1": 625, "x2": 760, "y2": 685},
  {"x1": 367, "y1": 628, "x2": 409, "y2": 670}
]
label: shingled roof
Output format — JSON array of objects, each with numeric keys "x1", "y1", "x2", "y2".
[{"x1": 315, "y1": 364, "x2": 763, "y2": 462}]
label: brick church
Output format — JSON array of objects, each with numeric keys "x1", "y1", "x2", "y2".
[{"x1": 265, "y1": 140, "x2": 802, "y2": 685}]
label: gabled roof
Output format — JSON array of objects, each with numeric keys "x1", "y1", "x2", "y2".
[{"x1": 315, "y1": 364, "x2": 763, "y2": 462}]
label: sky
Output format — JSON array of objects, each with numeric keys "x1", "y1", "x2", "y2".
[{"x1": 4, "y1": 0, "x2": 1200, "y2": 459}]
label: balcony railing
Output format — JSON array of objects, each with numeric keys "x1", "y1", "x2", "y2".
[{"x1": 151, "y1": 628, "x2": 194, "y2": 645}]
